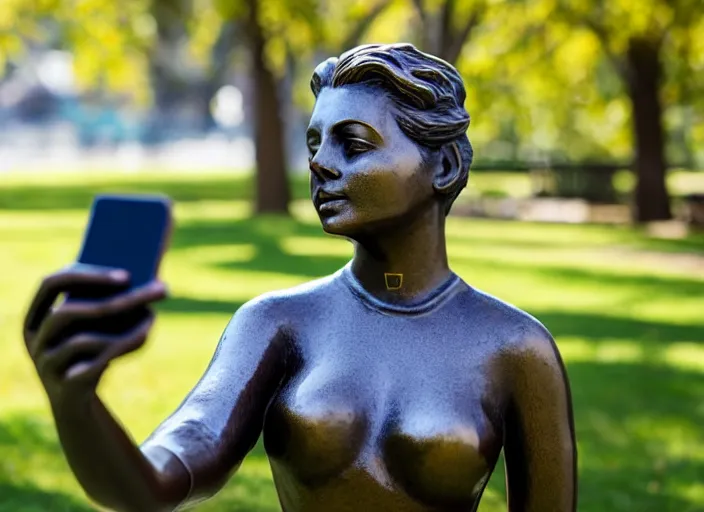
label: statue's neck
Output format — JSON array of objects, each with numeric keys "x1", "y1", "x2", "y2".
[{"x1": 348, "y1": 205, "x2": 451, "y2": 304}]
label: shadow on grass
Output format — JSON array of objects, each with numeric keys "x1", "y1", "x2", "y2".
[
  {"x1": 170, "y1": 215, "x2": 701, "y2": 299},
  {"x1": 0, "y1": 413, "x2": 280, "y2": 511},
  {"x1": 159, "y1": 211, "x2": 704, "y2": 510},
  {"x1": 202, "y1": 359, "x2": 704, "y2": 512},
  {"x1": 568, "y1": 360, "x2": 704, "y2": 512},
  {"x1": 171, "y1": 216, "x2": 351, "y2": 280},
  {"x1": 629, "y1": 233, "x2": 704, "y2": 255},
  {"x1": 0, "y1": 176, "x2": 312, "y2": 212},
  {"x1": 0, "y1": 176, "x2": 251, "y2": 211},
  {"x1": 199, "y1": 439, "x2": 281, "y2": 512},
  {"x1": 537, "y1": 265, "x2": 704, "y2": 298},
  {"x1": 3, "y1": 326, "x2": 702, "y2": 511},
  {"x1": 451, "y1": 252, "x2": 704, "y2": 299},
  {"x1": 4, "y1": 356, "x2": 703, "y2": 512},
  {"x1": 535, "y1": 310, "x2": 703, "y2": 345},
  {"x1": 0, "y1": 483, "x2": 93, "y2": 512},
  {"x1": 158, "y1": 216, "x2": 703, "y2": 354},
  {"x1": 0, "y1": 416, "x2": 93, "y2": 512},
  {"x1": 158, "y1": 296, "x2": 245, "y2": 315},
  {"x1": 4, "y1": 183, "x2": 702, "y2": 511},
  {"x1": 480, "y1": 359, "x2": 704, "y2": 512}
]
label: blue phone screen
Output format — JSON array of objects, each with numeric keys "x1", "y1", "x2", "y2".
[{"x1": 77, "y1": 195, "x2": 171, "y2": 291}]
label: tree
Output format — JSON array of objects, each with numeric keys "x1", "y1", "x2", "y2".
[
  {"x1": 546, "y1": 0, "x2": 704, "y2": 222},
  {"x1": 457, "y1": 0, "x2": 703, "y2": 222},
  {"x1": 145, "y1": 0, "x2": 198, "y2": 140},
  {"x1": 409, "y1": 0, "x2": 487, "y2": 64},
  {"x1": 4, "y1": 0, "x2": 393, "y2": 215},
  {"x1": 3, "y1": 1, "x2": 154, "y2": 102},
  {"x1": 204, "y1": 0, "x2": 394, "y2": 214}
]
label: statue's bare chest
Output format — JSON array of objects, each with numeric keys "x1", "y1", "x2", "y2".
[{"x1": 263, "y1": 307, "x2": 505, "y2": 509}]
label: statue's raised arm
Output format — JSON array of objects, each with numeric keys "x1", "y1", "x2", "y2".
[{"x1": 25, "y1": 42, "x2": 576, "y2": 512}]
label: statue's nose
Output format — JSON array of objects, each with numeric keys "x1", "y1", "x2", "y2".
[{"x1": 309, "y1": 159, "x2": 341, "y2": 181}]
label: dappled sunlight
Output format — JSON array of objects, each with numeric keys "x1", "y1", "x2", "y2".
[
  {"x1": 560, "y1": 339, "x2": 645, "y2": 363},
  {"x1": 279, "y1": 236, "x2": 352, "y2": 258},
  {"x1": 169, "y1": 243, "x2": 257, "y2": 268},
  {"x1": 448, "y1": 240, "x2": 704, "y2": 280},
  {"x1": 1, "y1": 175, "x2": 703, "y2": 511},
  {"x1": 174, "y1": 199, "x2": 252, "y2": 222},
  {"x1": 452, "y1": 259, "x2": 636, "y2": 311},
  {"x1": 662, "y1": 343, "x2": 704, "y2": 372},
  {"x1": 0, "y1": 414, "x2": 92, "y2": 510},
  {"x1": 444, "y1": 216, "x2": 636, "y2": 247},
  {"x1": 571, "y1": 360, "x2": 704, "y2": 510},
  {"x1": 674, "y1": 483, "x2": 704, "y2": 505}
]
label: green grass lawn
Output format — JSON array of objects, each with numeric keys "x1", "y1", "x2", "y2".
[{"x1": 0, "y1": 172, "x2": 703, "y2": 511}]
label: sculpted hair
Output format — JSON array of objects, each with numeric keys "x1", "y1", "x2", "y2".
[{"x1": 310, "y1": 43, "x2": 473, "y2": 214}]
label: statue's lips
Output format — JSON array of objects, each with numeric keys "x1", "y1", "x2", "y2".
[{"x1": 315, "y1": 190, "x2": 348, "y2": 210}]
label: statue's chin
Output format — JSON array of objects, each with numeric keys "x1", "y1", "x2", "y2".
[
  {"x1": 318, "y1": 206, "x2": 418, "y2": 239},
  {"x1": 320, "y1": 218, "x2": 356, "y2": 237},
  {"x1": 319, "y1": 217, "x2": 396, "y2": 240}
]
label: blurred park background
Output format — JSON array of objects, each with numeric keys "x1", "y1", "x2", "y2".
[{"x1": 1, "y1": 0, "x2": 703, "y2": 511}]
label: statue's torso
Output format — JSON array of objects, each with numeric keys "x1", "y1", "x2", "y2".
[{"x1": 262, "y1": 266, "x2": 524, "y2": 512}]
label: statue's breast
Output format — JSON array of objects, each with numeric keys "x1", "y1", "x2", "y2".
[
  {"x1": 263, "y1": 365, "x2": 370, "y2": 486},
  {"x1": 263, "y1": 354, "x2": 501, "y2": 507},
  {"x1": 381, "y1": 409, "x2": 495, "y2": 507}
]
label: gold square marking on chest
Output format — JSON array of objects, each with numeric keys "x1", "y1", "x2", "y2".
[{"x1": 384, "y1": 273, "x2": 403, "y2": 290}]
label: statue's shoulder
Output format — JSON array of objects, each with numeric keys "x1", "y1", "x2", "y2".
[
  {"x1": 238, "y1": 271, "x2": 342, "y2": 319},
  {"x1": 461, "y1": 286, "x2": 554, "y2": 350}
]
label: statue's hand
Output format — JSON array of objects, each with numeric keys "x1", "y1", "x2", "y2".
[{"x1": 23, "y1": 266, "x2": 167, "y2": 404}]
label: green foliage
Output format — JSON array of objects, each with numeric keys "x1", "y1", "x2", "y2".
[
  {"x1": 2, "y1": 1, "x2": 703, "y2": 167},
  {"x1": 3, "y1": 0, "x2": 154, "y2": 103},
  {"x1": 458, "y1": 0, "x2": 704, "y2": 165}
]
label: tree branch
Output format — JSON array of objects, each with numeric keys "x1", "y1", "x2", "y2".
[
  {"x1": 581, "y1": 15, "x2": 628, "y2": 80},
  {"x1": 411, "y1": 0, "x2": 427, "y2": 22},
  {"x1": 445, "y1": 6, "x2": 483, "y2": 64},
  {"x1": 555, "y1": 3, "x2": 628, "y2": 81},
  {"x1": 440, "y1": 0, "x2": 456, "y2": 59},
  {"x1": 208, "y1": 20, "x2": 240, "y2": 84},
  {"x1": 341, "y1": 0, "x2": 392, "y2": 51}
]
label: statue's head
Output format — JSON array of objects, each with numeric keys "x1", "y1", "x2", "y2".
[{"x1": 307, "y1": 43, "x2": 472, "y2": 237}]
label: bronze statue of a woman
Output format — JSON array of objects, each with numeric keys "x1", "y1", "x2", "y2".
[{"x1": 23, "y1": 43, "x2": 576, "y2": 511}]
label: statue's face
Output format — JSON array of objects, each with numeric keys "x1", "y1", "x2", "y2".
[{"x1": 307, "y1": 85, "x2": 436, "y2": 237}]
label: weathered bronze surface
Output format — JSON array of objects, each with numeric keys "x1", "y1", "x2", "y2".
[{"x1": 24, "y1": 43, "x2": 576, "y2": 511}]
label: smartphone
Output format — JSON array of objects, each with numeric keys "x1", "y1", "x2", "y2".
[{"x1": 67, "y1": 194, "x2": 173, "y2": 302}]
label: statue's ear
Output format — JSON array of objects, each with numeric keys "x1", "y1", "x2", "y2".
[{"x1": 433, "y1": 142, "x2": 463, "y2": 194}]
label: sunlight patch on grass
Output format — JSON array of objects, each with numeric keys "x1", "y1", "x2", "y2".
[
  {"x1": 628, "y1": 301, "x2": 704, "y2": 326},
  {"x1": 160, "y1": 260, "x2": 310, "y2": 305},
  {"x1": 172, "y1": 244, "x2": 257, "y2": 266},
  {"x1": 2, "y1": 173, "x2": 703, "y2": 512},
  {"x1": 628, "y1": 420, "x2": 704, "y2": 461},
  {"x1": 0, "y1": 211, "x2": 86, "y2": 229},
  {"x1": 662, "y1": 343, "x2": 704, "y2": 372},
  {"x1": 174, "y1": 200, "x2": 251, "y2": 222},
  {"x1": 446, "y1": 241, "x2": 704, "y2": 281},
  {"x1": 444, "y1": 216, "x2": 634, "y2": 248},
  {"x1": 673, "y1": 483, "x2": 704, "y2": 506},
  {"x1": 561, "y1": 338, "x2": 704, "y2": 372},
  {"x1": 559, "y1": 339, "x2": 644, "y2": 364},
  {"x1": 280, "y1": 236, "x2": 352, "y2": 257}
]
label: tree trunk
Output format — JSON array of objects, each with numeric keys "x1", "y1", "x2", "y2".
[
  {"x1": 146, "y1": 0, "x2": 190, "y2": 143},
  {"x1": 411, "y1": 0, "x2": 481, "y2": 65},
  {"x1": 625, "y1": 37, "x2": 671, "y2": 222},
  {"x1": 245, "y1": 0, "x2": 290, "y2": 214}
]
